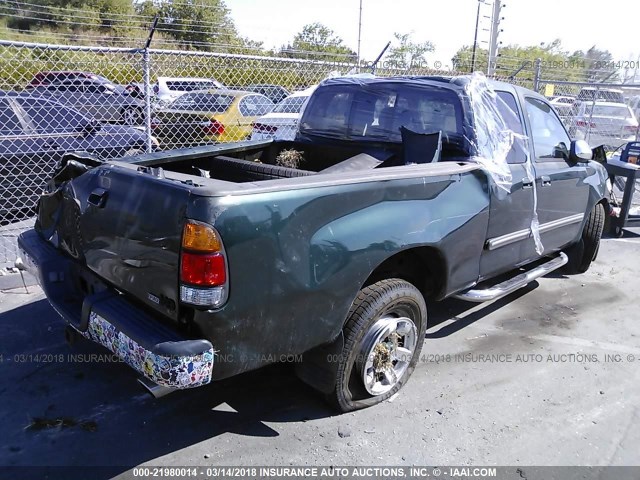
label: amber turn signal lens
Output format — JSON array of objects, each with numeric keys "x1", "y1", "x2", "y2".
[{"x1": 182, "y1": 222, "x2": 222, "y2": 252}]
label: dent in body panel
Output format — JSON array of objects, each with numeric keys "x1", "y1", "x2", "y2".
[{"x1": 187, "y1": 171, "x2": 491, "y2": 379}]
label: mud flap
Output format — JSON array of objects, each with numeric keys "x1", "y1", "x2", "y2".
[{"x1": 295, "y1": 332, "x2": 344, "y2": 394}]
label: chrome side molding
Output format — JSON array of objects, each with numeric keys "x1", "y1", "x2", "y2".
[{"x1": 486, "y1": 214, "x2": 584, "y2": 251}]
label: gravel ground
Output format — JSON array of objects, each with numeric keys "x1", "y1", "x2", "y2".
[{"x1": 0, "y1": 232, "x2": 639, "y2": 479}]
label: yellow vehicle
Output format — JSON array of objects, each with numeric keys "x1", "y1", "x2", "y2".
[{"x1": 152, "y1": 89, "x2": 274, "y2": 147}]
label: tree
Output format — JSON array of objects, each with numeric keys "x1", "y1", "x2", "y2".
[
  {"x1": 451, "y1": 39, "x2": 616, "y2": 83},
  {"x1": 281, "y1": 23, "x2": 356, "y2": 62},
  {"x1": 386, "y1": 32, "x2": 434, "y2": 70}
]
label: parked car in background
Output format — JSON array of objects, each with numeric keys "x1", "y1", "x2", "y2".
[
  {"x1": 251, "y1": 86, "x2": 316, "y2": 141},
  {"x1": 0, "y1": 92, "x2": 150, "y2": 222},
  {"x1": 243, "y1": 84, "x2": 290, "y2": 104},
  {"x1": 569, "y1": 101, "x2": 638, "y2": 148},
  {"x1": 125, "y1": 82, "x2": 145, "y2": 99},
  {"x1": 152, "y1": 89, "x2": 273, "y2": 146},
  {"x1": 28, "y1": 78, "x2": 145, "y2": 125},
  {"x1": 549, "y1": 95, "x2": 575, "y2": 118},
  {"x1": 576, "y1": 87, "x2": 625, "y2": 104},
  {"x1": 154, "y1": 77, "x2": 225, "y2": 105},
  {"x1": 26, "y1": 71, "x2": 103, "y2": 88},
  {"x1": 628, "y1": 95, "x2": 640, "y2": 122}
]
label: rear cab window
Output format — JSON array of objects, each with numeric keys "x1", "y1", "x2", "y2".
[{"x1": 301, "y1": 83, "x2": 463, "y2": 142}]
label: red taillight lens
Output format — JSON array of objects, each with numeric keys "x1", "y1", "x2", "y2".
[
  {"x1": 203, "y1": 119, "x2": 225, "y2": 135},
  {"x1": 181, "y1": 252, "x2": 226, "y2": 286},
  {"x1": 624, "y1": 125, "x2": 638, "y2": 133},
  {"x1": 253, "y1": 123, "x2": 278, "y2": 133},
  {"x1": 576, "y1": 120, "x2": 596, "y2": 128}
]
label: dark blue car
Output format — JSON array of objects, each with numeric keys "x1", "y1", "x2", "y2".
[{"x1": 1, "y1": 92, "x2": 150, "y2": 223}]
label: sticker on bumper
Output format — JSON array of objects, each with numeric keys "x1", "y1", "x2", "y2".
[{"x1": 83, "y1": 312, "x2": 214, "y2": 389}]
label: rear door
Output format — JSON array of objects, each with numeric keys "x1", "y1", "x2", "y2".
[
  {"x1": 479, "y1": 90, "x2": 537, "y2": 279},
  {"x1": 523, "y1": 96, "x2": 590, "y2": 250}
]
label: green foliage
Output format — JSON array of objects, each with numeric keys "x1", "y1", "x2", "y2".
[
  {"x1": 386, "y1": 32, "x2": 434, "y2": 70},
  {"x1": 451, "y1": 40, "x2": 619, "y2": 83},
  {"x1": 281, "y1": 22, "x2": 356, "y2": 62}
]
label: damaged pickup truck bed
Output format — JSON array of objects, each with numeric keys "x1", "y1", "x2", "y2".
[{"x1": 18, "y1": 74, "x2": 608, "y2": 411}]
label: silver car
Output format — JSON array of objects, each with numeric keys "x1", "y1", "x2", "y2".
[
  {"x1": 29, "y1": 78, "x2": 145, "y2": 125},
  {"x1": 569, "y1": 101, "x2": 639, "y2": 149}
]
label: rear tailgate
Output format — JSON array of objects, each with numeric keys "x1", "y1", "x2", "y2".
[{"x1": 45, "y1": 163, "x2": 192, "y2": 322}]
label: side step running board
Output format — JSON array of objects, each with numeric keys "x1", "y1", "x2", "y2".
[{"x1": 453, "y1": 252, "x2": 568, "y2": 303}]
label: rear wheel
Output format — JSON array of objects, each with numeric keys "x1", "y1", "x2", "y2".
[
  {"x1": 565, "y1": 203, "x2": 605, "y2": 274},
  {"x1": 327, "y1": 279, "x2": 427, "y2": 412},
  {"x1": 121, "y1": 107, "x2": 142, "y2": 126}
]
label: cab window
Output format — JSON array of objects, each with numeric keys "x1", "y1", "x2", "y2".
[{"x1": 525, "y1": 97, "x2": 571, "y2": 160}]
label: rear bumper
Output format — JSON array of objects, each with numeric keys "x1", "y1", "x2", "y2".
[{"x1": 17, "y1": 229, "x2": 214, "y2": 389}]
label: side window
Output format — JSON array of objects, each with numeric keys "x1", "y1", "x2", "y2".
[
  {"x1": 16, "y1": 98, "x2": 86, "y2": 134},
  {"x1": 301, "y1": 90, "x2": 353, "y2": 133},
  {"x1": 239, "y1": 95, "x2": 272, "y2": 116},
  {"x1": 238, "y1": 96, "x2": 254, "y2": 116},
  {"x1": 525, "y1": 97, "x2": 571, "y2": 160},
  {"x1": 0, "y1": 99, "x2": 23, "y2": 135},
  {"x1": 253, "y1": 95, "x2": 273, "y2": 115},
  {"x1": 496, "y1": 91, "x2": 526, "y2": 164}
]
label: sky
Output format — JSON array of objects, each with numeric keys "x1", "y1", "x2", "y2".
[{"x1": 226, "y1": 0, "x2": 639, "y2": 69}]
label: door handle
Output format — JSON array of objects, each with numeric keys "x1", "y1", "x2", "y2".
[
  {"x1": 522, "y1": 178, "x2": 534, "y2": 189},
  {"x1": 540, "y1": 176, "x2": 552, "y2": 187},
  {"x1": 88, "y1": 188, "x2": 108, "y2": 208}
]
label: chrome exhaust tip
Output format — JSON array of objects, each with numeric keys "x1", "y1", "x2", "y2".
[{"x1": 137, "y1": 377, "x2": 175, "y2": 399}]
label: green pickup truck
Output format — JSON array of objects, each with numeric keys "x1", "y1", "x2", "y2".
[{"x1": 18, "y1": 74, "x2": 608, "y2": 411}]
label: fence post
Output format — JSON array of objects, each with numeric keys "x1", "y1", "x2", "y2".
[
  {"x1": 142, "y1": 49, "x2": 153, "y2": 153},
  {"x1": 533, "y1": 58, "x2": 542, "y2": 92}
]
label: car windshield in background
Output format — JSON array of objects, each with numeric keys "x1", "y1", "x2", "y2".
[
  {"x1": 586, "y1": 105, "x2": 634, "y2": 118},
  {"x1": 169, "y1": 93, "x2": 233, "y2": 112},
  {"x1": 272, "y1": 96, "x2": 308, "y2": 114},
  {"x1": 301, "y1": 84, "x2": 463, "y2": 141},
  {"x1": 166, "y1": 81, "x2": 220, "y2": 92}
]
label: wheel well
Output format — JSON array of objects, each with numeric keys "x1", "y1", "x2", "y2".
[{"x1": 362, "y1": 247, "x2": 446, "y2": 300}]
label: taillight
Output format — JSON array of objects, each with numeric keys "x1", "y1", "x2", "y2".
[
  {"x1": 181, "y1": 252, "x2": 226, "y2": 286},
  {"x1": 203, "y1": 119, "x2": 225, "y2": 135},
  {"x1": 624, "y1": 125, "x2": 638, "y2": 134},
  {"x1": 253, "y1": 123, "x2": 278, "y2": 133},
  {"x1": 180, "y1": 220, "x2": 228, "y2": 307},
  {"x1": 576, "y1": 120, "x2": 596, "y2": 128}
]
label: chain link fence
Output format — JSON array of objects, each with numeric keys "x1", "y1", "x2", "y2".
[{"x1": 1, "y1": 38, "x2": 638, "y2": 267}]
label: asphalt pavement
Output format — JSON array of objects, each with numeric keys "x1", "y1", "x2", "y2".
[{"x1": 0, "y1": 231, "x2": 639, "y2": 479}]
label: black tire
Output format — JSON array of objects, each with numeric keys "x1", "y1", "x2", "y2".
[
  {"x1": 612, "y1": 225, "x2": 624, "y2": 238},
  {"x1": 327, "y1": 278, "x2": 427, "y2": 412},
  {"x1": 565, "y1": 203, "x2": 605, "y2": 274}
]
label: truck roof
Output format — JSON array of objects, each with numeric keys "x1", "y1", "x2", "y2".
[{"x1": 319, "y1": 74, "x2": 534, "y2": 99}]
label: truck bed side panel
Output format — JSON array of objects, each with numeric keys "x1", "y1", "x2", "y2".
[{"x1": 187, "y1": 170, "x2": 490, "y2": 378}]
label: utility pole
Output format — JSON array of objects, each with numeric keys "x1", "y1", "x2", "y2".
[
  {"x1": 487, "y1": 0, "x2": 504, "y2": 76},
  {"x1": 357, "y1": 0, "x2": 363, "y2": 68},
  {"x1": 471, "y1": 0, "x2": 482, "y2": 73}
]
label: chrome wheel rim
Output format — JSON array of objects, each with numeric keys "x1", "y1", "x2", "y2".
[
  {"x1": 358, "y1": 315, "x2": 418, "y2": 396},
  {"x1": 123, "y1": 108, "x2": 139, "y2": 125}
]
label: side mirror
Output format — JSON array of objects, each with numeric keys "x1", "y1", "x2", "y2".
[{"x1": 570, "y1": 140, "x2": 592, "y2": 163}]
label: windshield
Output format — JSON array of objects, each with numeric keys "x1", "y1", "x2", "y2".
[
  {"x1": 166, "y1": 81, "x2": 220, "y2": 92},
  {"x1": 273, "y1": 96, "x2": 308, "y2": 114},
  {"x1": 169, "y1": 93, "x2": 234, "y2": 112},
  {"x1": 586, "y1": 105, "x2": 633, "y2": 118},
  {"x1": 300, "y1": 84, "x2": 463, "y2": 141}
]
